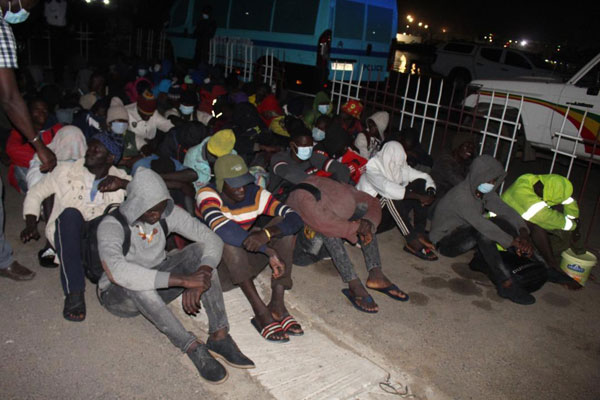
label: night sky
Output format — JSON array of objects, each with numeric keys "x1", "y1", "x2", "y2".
[{"x1": 398, "y1": 0, "x2": 599, "y2": 48}]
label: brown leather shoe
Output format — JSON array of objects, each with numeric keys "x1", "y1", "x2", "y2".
[{"x1": 0, "y1": 261, "x2": 36, "y2": 281}]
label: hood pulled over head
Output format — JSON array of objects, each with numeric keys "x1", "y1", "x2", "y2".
[
  {"x1": 467, "y1": 155, "x2": 506, "y2": 197},
  {"x1": 119, "y1": 167, "x2": 174, "y2": 225}
]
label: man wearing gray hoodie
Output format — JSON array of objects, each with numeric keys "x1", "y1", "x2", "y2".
[
  {"x1": 429, "y1": 155, "x2": 536, "y2": 305},
  {"x1": 97, "y1": 168, "x2": 253, "y2": 384}
]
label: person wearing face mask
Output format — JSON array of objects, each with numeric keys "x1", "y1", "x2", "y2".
[
  {"x1": 0, "y1": 0, "x2": 58, "y2": 282},
  {"x1": 428, "y1": 155, "x2": 538, "y2": 305},
  {"x1": 303, "y1": 91, "x2": 332, "y2": 129},
  {"x1": 124, "y1": 65, "x2": 153, "y2": 104},
  {"x1": 311, "y1": 115, "x2": 330, "y2": 143},
  {"x1": 268, "y1": 124, "x2": 350, "y2": 201}
]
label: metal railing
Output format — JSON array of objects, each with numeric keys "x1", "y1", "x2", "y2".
[
  {"x1": 330, "y1": 64, "x2": 600, "y2": 245},
  {"x1": 209, "y1": 36, "x2": 286, "y2": 90}
]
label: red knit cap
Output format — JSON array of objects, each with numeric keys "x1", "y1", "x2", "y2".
[
  {"x1": 341, "y1": 99, "x2": 363, "y2": 119},
  {"x1": 137, "y1": 90, "x2": 157, "y2": 116}
]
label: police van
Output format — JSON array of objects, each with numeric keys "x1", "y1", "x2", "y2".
[{"x1": 167, "y1": 0, "x2": 398, "y2": 90}]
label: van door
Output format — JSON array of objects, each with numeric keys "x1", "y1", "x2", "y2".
[
  {"x1": 331, "y1": 0, "x2": 367, "y2": 74},
  {"x1": 554, "y1": 60, "x2": 600, "y2": 156},
  {"x1": 500, "y1": 50, "x2": 535, "y2": 79},
  {"x1": 362, "y1": 0, "x2": 395, "y2": 77}
]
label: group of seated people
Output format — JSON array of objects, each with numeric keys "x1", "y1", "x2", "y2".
[{"x1": 5, "y1": 61, "x2": 585, "y2": 384}]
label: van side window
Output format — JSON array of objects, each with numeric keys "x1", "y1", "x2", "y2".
[
  {"x1": 195, "y1": 0, "x2": 229, "y2": 28},
  {"x1": 505, "y1": 51, "x2": 532, "y2": 69},
  {"x1": 480, "y1": 48, "x2": 502, "y2": 63},
  {"x1": 171, "y1": 0, "x2": 189, "y2": 27},
  {"x1": 334, "y1": 0, "x2": 365, "y2": 40},
  {"x1": 272, "y1": 0, "x2": 319, "y2": 35},
  {"x1": 443, "y1": 43, "x2": 474, "y2": 54},
  {"x1": 230, "y1": 0, "x2": 274, "y2": 31},
  {"x1": 366, "y1": 5, "x2": 393, "y2": 43},
  {"x1": 575, "y1": 62, "x2": 600, "y2": 88}
]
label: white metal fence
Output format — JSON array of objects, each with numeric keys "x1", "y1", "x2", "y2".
[
  {"x1": 208, "y1": 36, "x2": 285, "y2": 88},
  {"x1": 330, "y1": 63, "x2": 600, "y2": 244}
]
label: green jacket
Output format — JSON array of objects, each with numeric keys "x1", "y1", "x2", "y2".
[
  {"x1": 502, "y1": 174, "x2": 579, "y2": 231},
  {"x1": 303, "y1": 91, "x2": 332, "y2": 128}
]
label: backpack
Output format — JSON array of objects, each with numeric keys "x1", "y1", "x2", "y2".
[
  {"x1": 81, "y1": 204, "x2": 169, "y2": 284},
  {"x1": 469, "y1": 249, "x2": 548, "y2": 293}
]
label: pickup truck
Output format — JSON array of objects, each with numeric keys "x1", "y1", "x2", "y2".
[
  {"x1": 463, "y1": 52, "x2": 600, "y2": 158},
  {"x1": 431, "y1": 42, "x2": 556, "y2": 87}
]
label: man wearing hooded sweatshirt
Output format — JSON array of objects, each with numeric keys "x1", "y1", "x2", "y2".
[
  {"x1": 428, "y1": 155, "x2": 537, "y2": 305},
  {"x1": 357, "y1": 141, "x2": 438, "y2": 261},
  {"x1": 97, "y1": 168, "x2": 253, "y2": 384},
  {"x1": 502, "y1": 174, "x2": 584, "y2": 286},
  {"x1": 20, "y1": 133, "x2": 130, "y2": 321},
  {"x1": 354, "y1": 111, "x2": 388, "y2": 160},
  {"x1": 303, "y1": 91, "x2": 332, "y2": 128}
]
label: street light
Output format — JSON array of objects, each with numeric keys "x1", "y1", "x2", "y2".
[{"x1": 418, "y1": 22, "x2": 423, "y2": 27}]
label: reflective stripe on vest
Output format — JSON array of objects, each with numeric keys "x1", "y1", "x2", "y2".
[
  {"x1": 562, "y1": 197, "x2": 575, "y2": 205},
  {"x1": 564, "y1": 217, "x2": 574, "y2": 230},
  {"x1": 521, "y1": 201, "x2": 548, "y2": 221}
]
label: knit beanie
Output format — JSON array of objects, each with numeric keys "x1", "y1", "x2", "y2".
[
  {"x1": 106, "y1": 97, "x2": 128, "y2": 124},
  {"x1": 137, "y1": 90, "x2": 157, "y2": 116}
]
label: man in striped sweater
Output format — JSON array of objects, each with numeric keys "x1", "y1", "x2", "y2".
[{"x1": 196, "y1": 154, "x2": 304, "y2": 343}]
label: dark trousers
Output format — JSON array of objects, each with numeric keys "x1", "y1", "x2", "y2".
[
  {"x1": 54, "y1": 208, "x2": 86, "y2": 295},
  {"x1": 436, "y1": 218, "x2": 515, "y2": 283},
  {"x1": 378, "y1": 179, "x2": 429, "y2": 242},
  {"x1": 217, "y1": 217, "x2": 295, "y2": 291}
]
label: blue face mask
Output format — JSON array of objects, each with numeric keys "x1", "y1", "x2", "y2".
[
  {"x1": 111, "y1": 121, "x2": 128, "y2": 135},
  {"x1": 312, "y1": 127, "x2": 325, "y2": 142},
  {"x1": 477, "y1": 182, "x2": 495, "y2": 194},
  {"x1": 4, "y1": 0, "x2": 30, "y2": 24},
  {"x1": 138, "y1": 68, "x2": 147, "y2": 77},
  {"x1": 318, "y1": 104, "x2": 329, "y2": 114},
  {"x1": 179, "y1": 104, "x2": 195, "y2": 115},
  {"x1": 295, "y1": 145, "x2": 313, "y2": 161}
]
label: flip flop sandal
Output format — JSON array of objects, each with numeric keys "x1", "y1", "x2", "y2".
[
  {"x1": 250, "y1": 318, "x2": 289, "y2": 343},
  {"x1": 63, "y1": 292, "x2": 86, "y2": 322},
  {"x1": 341, "y1": 288, "x2": 378, "y2": 314},
  {"x1": 279, "y1": 315, "x2": 304, "y2": 336},
  {"x1": 404, "y1": 245, "x2": 438, "y2": 261},
  {"x1": 368, "y1": 284, "x2": 410, "y2": 302}
]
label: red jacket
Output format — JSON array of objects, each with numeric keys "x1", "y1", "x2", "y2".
[
  {"x1": 6, "y1": 123, "x2": 62, "y2": 191},
  {"x1": 315, "y1": 148, "x2": 367, "y2": 184}
]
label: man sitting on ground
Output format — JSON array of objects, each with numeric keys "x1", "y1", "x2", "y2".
[
  {"x1": 196, "y1": 155, "x2": 304, "y2": 342},
  {"x1": 428, "y1": 155, "x2": 538, "y2": 305},
  {"x1": 501, "y1": 173, "x2": 583, "y2": 288},
  {"x1": 98, "y1": 168, "x2": 253, "y2": 384},
  {"x1": 21, "y1": 133, "x2": 129, "y2": 321}
]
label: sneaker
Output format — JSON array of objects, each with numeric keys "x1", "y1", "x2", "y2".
[
  {"x1": 496, "y1": 281, "x2": 536, "y2": 305},
  {"x1": 187, "y1": 343, "x2": 228, "y2": 384},
  {"x1": 207, "y1": 334, "x2": 255, "y2": 369},
  {"x1": 38, "y1": 248, "x2": 58, "y2": 268}
]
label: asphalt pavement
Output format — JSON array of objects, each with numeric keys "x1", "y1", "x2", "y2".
[{"x1": 1, "y1": 167, "x2": 599, "y2": 400}]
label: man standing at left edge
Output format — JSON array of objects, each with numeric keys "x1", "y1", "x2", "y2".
[{"x1": 0, "y1": 0, "x2": 57, "y2": 281}]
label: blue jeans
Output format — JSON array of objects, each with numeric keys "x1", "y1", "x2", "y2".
[
  {"x1": 0, "y1": 178, "x2": 14, "y2": 269},
  {"x1": 99, "y1": 243, "x2": 230, "y2": 353}
]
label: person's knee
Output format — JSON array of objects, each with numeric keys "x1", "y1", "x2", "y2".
[{"x1": 58, "y1": 207, "x2": 85, "y2": 224}]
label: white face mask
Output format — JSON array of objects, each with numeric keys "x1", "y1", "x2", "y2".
[
  {"x1": 138, "y1": 69, "x2": 147, "y2": 77},
  {"x1": 3, "y1": 0, "x2": 30, "y2": 24},
  {"x1": 202, "y1": 14, "x2": 209, "y2": 20},
  {"x1": 312, "y1": 127, "x2": 325, "y2": 142},
  {"x1": 318, "y1": 104, "x2": 329, "y2": 114},
  {"x1": 179, "y1": 104, "x2": 195, "y2": 116},
  {"x1": 111, "y1": 121, "x2": 128, "y2": 135}
]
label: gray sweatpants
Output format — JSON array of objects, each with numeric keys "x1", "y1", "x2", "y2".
[{"x1": 99, "y1": 243, "x2": 229, "y2": 353}]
